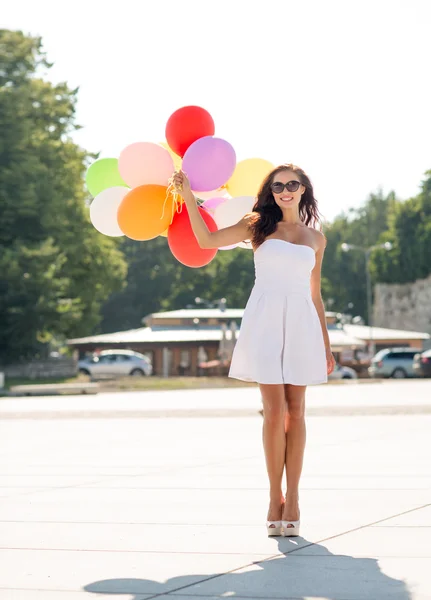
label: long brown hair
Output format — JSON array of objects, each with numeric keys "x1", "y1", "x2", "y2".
[{"x1": 248, "y1": 164, "x2": 321, "y2": 248}]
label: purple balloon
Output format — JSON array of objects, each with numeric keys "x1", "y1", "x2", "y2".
[
  {"x1": 183, "y1": 137, "x2": 236, "y2": 192},
  {"x1": 202, "y1": 197, "x2": 226, "y2": 213}
]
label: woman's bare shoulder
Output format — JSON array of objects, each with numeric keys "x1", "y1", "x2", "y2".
[{"x1": 309, "y1": 227, "x2": 327, "y2": 249}]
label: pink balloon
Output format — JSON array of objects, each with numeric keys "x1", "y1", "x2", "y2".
[
  {"x1": 119, "y1": 142, "x2": 174, "y2": 188},
  {"x1": 182, "y1": 137, "x2": 236, "y2": 192},
  {"x1": 201, "y1": 197, "x2": 226, "y2": 213}
]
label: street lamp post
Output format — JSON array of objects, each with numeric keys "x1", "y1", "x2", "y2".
[{"x1": 341, "y1": 241, "x2": 392, "y2": 357}]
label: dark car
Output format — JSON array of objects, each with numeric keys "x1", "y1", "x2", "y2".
[{"x1": 413, "y1": 349, "x2": 431, "y2": 378}]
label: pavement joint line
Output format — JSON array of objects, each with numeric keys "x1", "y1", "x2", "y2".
[
  {"x1": 168, "y1": 597, "x2": 327, "y2": 600},
  {"x1": 2, "y1": 405, "x2": 431, "y2": 419},
  {"x1": 374, "y1": 525, "x2": 431, "y2": 528},
  {"x1": 0, "y1": 547, "x2": 281, "y2": 556},
  {"x1": 257, "y1": 501, "x2": 431, "y2": 564},
  {"x1": 0, "y1": 521, "x2": 380, "y2": 527},
  {"x1": 110, "y1": 454, "x2": 262, "y2": 484},
  {"x1": 62, "y1": 486, "x2": 431, "y2": 491},
  {"x1": 0, "y1": 481, "x2": 429, "y2": 500},
  {"x1": 0, "y1": 455, "x2": 262, "y2": 502},
  {"x1": 138, "y1": 502, "x2": 431, "y2": 600},
  {"x1": 0, "y1": 519, "x2": 428, "y2": 527},
  {"x1": 167, "y1": 597, "x2": 316, "y2": 600},
  {"x1": 0, "y1": 590, "x2": 311, "y2": 600},
  {"x1": 0, "y1": 472, "x2": 428, "y2": 477},
  {"x1": 2, "y1": 504, "x2": 430, "y2": 556}
]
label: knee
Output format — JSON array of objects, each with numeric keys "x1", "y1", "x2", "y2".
[
  {"x1": 263, "y1": 402, "x2": 286, "y2": 427},
  {"x1": 287, "y1": 399, "x2": 305, "y2": 420}
]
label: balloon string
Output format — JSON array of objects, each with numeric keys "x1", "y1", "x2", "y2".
[{"x1": 162, "y1": 181, "x2": 184, "y2": 225}]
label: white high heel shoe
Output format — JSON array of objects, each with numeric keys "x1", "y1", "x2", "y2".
[
  {"x1": 282, "y1": 519, "x2": 300, "y2": 537},
  {"x1": 266, "y1": 500, "x2": 285, "y2": 536},
  {"x1": 266, "y1": 520, "x2": 282, "y2": 536}
]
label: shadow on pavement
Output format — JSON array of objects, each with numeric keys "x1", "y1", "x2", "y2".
[{"x1": 83, "y1": 536, "x2": 411, "y2": 599}]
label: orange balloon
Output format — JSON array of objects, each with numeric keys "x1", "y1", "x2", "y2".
[{"x1": 117, "y1": 185, "x2": 174, "y2": 241}]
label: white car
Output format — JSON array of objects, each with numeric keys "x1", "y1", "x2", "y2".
[
  {"x1": 78, "y1": 350, "x2": 152, "y2": 378},
  {"x1": 328, "y1": 363, "x2": 358, "y2": 380}
]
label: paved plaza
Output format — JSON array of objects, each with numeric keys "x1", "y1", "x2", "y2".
[{"x1": 0, "y1": 380, "x2": 430, "y2": 599}]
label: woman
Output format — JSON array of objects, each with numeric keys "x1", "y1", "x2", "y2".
[{"x1": 172, "y1": 164, "x2": 335, "y2": 538}]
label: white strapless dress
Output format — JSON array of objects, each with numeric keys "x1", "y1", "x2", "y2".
[{"x1": 229, "y1": 238, "x2": 327, "y2": 385}]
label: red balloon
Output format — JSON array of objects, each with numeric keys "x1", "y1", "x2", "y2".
[
  {"x1": 165, "y1": 106, "x2": 215, "y2": 158},
  {"x1": 168, "y1": 205, "x2": 218, "y2": 268}
]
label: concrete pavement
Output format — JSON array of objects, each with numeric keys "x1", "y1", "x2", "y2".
[
  {"x1": 1, "y1": 379, "x2": 431, "y2": 419},
  {"x1": 0, "y1": 380, "x2": 430, "y2": 599}
]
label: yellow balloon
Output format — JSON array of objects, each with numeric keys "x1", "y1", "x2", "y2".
[
  {"x1": 159, "y1": 228, "x2": 168, "y2": 237},
  {"x1": 226, "y1": 158, "x2": 274, "y2": 197},
  {"x1": 160, "y1": 142, "x2": 182, "y2": 171}
]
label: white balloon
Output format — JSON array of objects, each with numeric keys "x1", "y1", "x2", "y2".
[
  {"x1": 193, "y1": 187, "x2": 230, "y2": 200},
  {"x1": 213, "y1": 195, "x2": 255, "y2": 228},
  {"x1": 90, "y1": 186, "x2": 129, "y2": 237},
  {"x1": 213, "y1": 195, "x2": 256, "y2": 251}
]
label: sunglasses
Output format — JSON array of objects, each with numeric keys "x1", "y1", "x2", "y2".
[{"x1": 270, "y1": 180, "x2": 302, "y2": 194}]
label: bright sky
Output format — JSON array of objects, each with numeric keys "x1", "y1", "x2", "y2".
[{"x1": 3, "y1": 0, "x2": 431, "y2": 221}]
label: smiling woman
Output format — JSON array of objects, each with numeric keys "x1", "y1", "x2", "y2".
[
  {"x1": 171, "y1": 163, "x2": 336, "y2": 539},
  {"x1": 248, "y1": 164, "x2": 321, "y2": 249}
]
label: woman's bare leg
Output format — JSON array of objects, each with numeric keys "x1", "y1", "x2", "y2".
[
  {"x1": 283, "y1": 384, "x2": 306, "y2": 523},
  {"x1": 260, "y1": 384, "x2": 287, "y2": 522}
]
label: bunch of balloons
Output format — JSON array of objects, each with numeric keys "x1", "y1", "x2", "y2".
[{"x1": 86, "y1": 105, "x2": 274, "y2": 268}]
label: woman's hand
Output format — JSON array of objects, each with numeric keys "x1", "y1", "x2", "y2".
[
  {"x1": 171, "y1": 170, "x2": 192, "y2": 198},
  {"x1": 326, "y1": 347, "x2": 336, "y2": 375}
]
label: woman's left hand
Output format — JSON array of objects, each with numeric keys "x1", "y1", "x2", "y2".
[{"x1": 326, "y1": 347, "x2": 336, "y2": 375}]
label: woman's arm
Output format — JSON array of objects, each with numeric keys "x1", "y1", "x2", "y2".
[
  {"x1": 310, "y1": 232, "x2": 335, "y2": 374},
  {"x1": 172, "y1": 171, "x2": 252, "y2": 249}
]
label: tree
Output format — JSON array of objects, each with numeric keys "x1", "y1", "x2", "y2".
[
  {"x1": 0, "y1": 30, "x2": 127, "y2": 362},
  {"x1": 322, "y1": 190, "x2": 396, "y2": 322},
  {"x1": 371, "y1": 172, "x2": 431, "y2": 284},
  {"x1": 100, "y1": 237, "x2": 257, "y2": 332},
  {"x1": 100, "y1": 179, "x2": 429, "y2": 335}
]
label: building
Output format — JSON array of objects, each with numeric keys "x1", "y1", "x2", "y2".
[
  {"x1": 68, "y1": 308, "x2": 430, "y2": 377},
  {"x1": 68, "y1": 308, "x2": 241, "y2": 377}
]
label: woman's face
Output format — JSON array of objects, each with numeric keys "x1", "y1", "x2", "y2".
[{"x1": 270, "y1": 170, "x2": 305, "y2": 210}]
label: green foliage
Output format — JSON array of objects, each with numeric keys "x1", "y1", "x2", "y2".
[
  {"x1": 102, "y1": 183, "x2": 430, "y2": 333},
  {"x1": 371, "y1": 172, "x2": 431, "y2": 284},
  {"x1": 322, "y1": 190, "x2": 397, "y2": 321},
  {"x1": 0, "y1": 30, "x2": 126, "y2": 362},
  {"x1": 322, "y1": 182, "x2": 431, "y2": 322},
  {"x1": 2, "y1": 30, "x2": 428, "y2": 350},
  {"x1": 100, "y1": 237, "x2": 255, "y2": 332}
]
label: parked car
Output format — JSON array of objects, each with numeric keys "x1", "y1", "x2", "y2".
[
  {"x1": 328, "y1": 363, "x2": 358, "y2": 380},
  {"x1": 78, "y1": 350, "x2": 152, "y2": 378},
  {"x1": 368, "y1": 347, "x2": 418, "y2": 379},
  {"x1": 413, "y1": 349, "x2": 431, "y2": 378}
]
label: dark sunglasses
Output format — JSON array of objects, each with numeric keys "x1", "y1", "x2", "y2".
[{"x1": 270, "y1": 180, "x2": 302, "y2": 194}]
